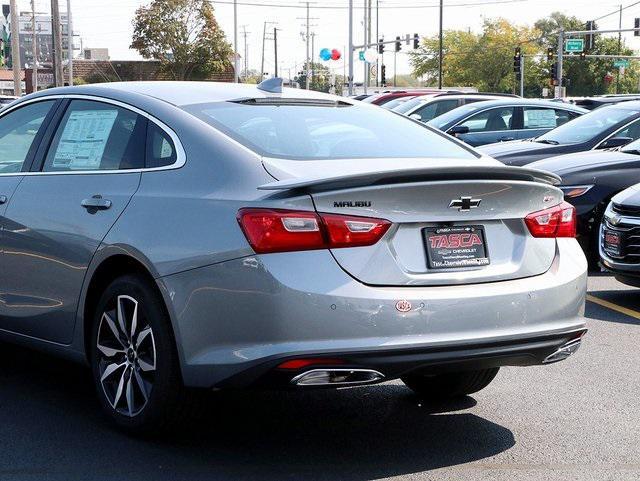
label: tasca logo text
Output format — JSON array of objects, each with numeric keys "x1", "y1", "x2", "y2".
[{"x1": 429, "y1": 233, "x2": 482, "y2": 249}]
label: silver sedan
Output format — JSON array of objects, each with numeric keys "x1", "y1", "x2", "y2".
[{"x1": 0, "y1": 79, "x2": 587, "y2": 433}]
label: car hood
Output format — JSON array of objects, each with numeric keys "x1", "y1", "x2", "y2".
[
  {"x1": 478, "y1": 139, "x2": 562, "y2": 158},
  {"x1": 527, "y1": 150, "x2": 640, "y2": 175},
  {"x1": 612, "y1": 183, "x2": 640, "y2": 207}
]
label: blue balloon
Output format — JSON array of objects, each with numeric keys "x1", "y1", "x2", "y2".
[{"x1": 319, "y1": 48, "x2": 332, "y2": 61}]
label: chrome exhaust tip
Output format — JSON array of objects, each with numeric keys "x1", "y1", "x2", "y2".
[
  {"x1": 291, "y1": 368, "x2": 385, "y2": 386},
  {"x1": 543, "y1": 338, "x2": 582, "y2": 364}
]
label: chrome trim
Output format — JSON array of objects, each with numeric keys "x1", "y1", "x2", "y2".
[
  {"x1": 291, "y1": 368, "x2": 385, "y2": 386},
  {"x1": 0, "y1": 94, "x2": 186, "y2": 176},
  {"x1": 542, "y1": 338, "x2": 582, "y2": 364}
]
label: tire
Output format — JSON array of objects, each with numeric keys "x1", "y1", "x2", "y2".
[
  {"x1": 90, "y1": 274, "x2": 196, "y2": 434},
  {"x1": 401, "y1": 367, "x2": 499, "y2": 399}
]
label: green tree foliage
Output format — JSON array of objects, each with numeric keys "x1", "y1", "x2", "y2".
[
  {"x1": 296, "y1": 62, "x2": 344, "y2": 94},
  {"x1": 131, "y1": 0, "x2": 233, "y2": 81},
  {"x1": 410, "y1": 12, "x2": 640, "y2": 96}
]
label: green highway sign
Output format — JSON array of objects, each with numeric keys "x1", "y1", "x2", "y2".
[
  {"x1": 614, "y1": 60, "x2": 630, "y2": 68},
  {"x1": 565, "y1": 38, "x2": 584, "y2": 53}
]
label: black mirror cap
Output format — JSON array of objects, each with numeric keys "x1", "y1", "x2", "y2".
[{"x1": 449, "y1": 125, "x2": 470, "y2": 135}]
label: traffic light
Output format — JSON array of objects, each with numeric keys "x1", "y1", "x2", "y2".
[
  {"x1": 585, "y1": 20, "x2": 596, "y2": 50},
  {"x1": 413, "y1": 33, "x2": 419, "y2": 49},
  {"x1": 381, "y1": 64, "x2": 386, "y2": 85},
  {"x1": 547, "y1": 47, "x2": 554, "y2": 61},
  {"x1": 513, "y1": 47, "x2": 521, "y2": 74},
  {"x1": 395, "y1": 36, "x2": 401, "y2": 52},
  {"x1": 550, "y1": 62, "x2": 558, "y2": 80},
  {"x1": 378, "y1": 38, "x2": 384, "y2": 54},
  {"x1": 635, "y1": 18, "x2": 640, "y2": 37}
]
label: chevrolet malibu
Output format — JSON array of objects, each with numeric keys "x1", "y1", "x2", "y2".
[{"x1": 0, "y1": 80, "x2": 587, "y2": 433}]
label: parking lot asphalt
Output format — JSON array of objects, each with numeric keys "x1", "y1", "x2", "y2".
[{"x1": 0, "y1": 273, "x2": 639, "y2": 481}]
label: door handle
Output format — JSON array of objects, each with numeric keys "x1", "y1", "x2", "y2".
[
  {"x1": 499, "y1": 136, "x2": 515, "y2": 142},
  {"x1": 81, "y1": 195, "x2": 112, "y2": 211},
  {"x1": 0, "y1": 195, "x2": 7, "y2": 205}
]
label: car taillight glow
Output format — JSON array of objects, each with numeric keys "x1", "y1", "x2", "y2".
[
  {"x1": 237, "y1": 208, "x2": 391, "y2": 253},
  {"x1": 525, "y1": 201, "x2": 576, "y2": 238}
]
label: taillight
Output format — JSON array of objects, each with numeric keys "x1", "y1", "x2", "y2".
[
  {"x1": 237, "y1": 208, "x2": 391, "y2": 253},
  {"x1": 525, "y1": 201, "x2": 576, "y2": 238}
]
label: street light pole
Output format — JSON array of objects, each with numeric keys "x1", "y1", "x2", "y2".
[
  {"x1": 274, "y1": 27, "x2": 278, "y2": 77},
  {"x1": 67, "y1": 0, "x2": 73, "y2": 86},
  {"x1": 9, "y1": 0, "x2": 21, "y2": 95},
  {"x1": 556, "y1": 29, "x2": 563, "y2": 98},
  {"x1": 438, "y1": 0, "x2": 443, "y2": 89},
  {"x1": 233, "y1": 0, "x2": 238, "y2": 83},
  {"x1": 348, "y1": 0, "x2": 353, "y2": 95},
  {"x1": 31, "y1": 0, "x2": 38, "y2": 92}
]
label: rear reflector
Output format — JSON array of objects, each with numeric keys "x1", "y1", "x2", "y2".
[
  {"x1": 277, "y1": 358, "x2": 345, "y2": 370},
  {"x1": 525, "y1": 201, "x2": 576, "y2": 238},
  {"x1": 237, "y1": 208, "x2": 391, "y2": 253}
]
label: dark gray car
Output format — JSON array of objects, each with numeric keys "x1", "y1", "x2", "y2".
[
  {"x1": 0, "y1": 81, "x2": 587, "y2": 433},
  {"x1": 427, "y1": 99, "x2": 587, "y2": 147}
]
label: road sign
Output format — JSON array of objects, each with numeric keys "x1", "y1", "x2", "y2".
[
  {"x1": 565, "y1": 38, "x2": 584, "y2": 53},
  {"x1": 370, "y1": 64, "x2": 377, "y2": 77},
  {"x1": 614, "y1": 59, "x2": 630, "y2": 68},
  {"x1": 359, "y1": 51, "x2": 365, "y2": 61}
]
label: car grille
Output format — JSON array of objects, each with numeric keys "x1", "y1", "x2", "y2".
[
  {"x1": 603, "y1": 216, "x2": 640, "y2": 263},
  {"x1": 612, "y1": 202, "x2": 640, "y2": 217}
]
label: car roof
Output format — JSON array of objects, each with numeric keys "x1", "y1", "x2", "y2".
[
  {"x1": 27, "y1": 81, "x2": 352, "y2": 107},
  {"x1": 454, "y1": 98, "x2": 586, "y2": 110}
]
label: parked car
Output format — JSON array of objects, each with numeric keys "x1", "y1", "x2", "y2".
[
  {"x1": 480, "y1": 101, "x2": 640, "y2": 165},
  {"x1": 569, "y1": 94, "x2": 640, "y2": 110},
  {"x1": 362, "y1": 89, "x2": 461, "y2": 106},
  {"x1": 528, "y1": 138, "x2": 640, "y2": 267},
  {"x1": 0, "y1": 80, "x2": 586, "y2": 433},
  {"x1": 396, "y1": 92, "x2": 519, "y2": 123},
  {"x1": 381, "y1": 95, "x2": 418, "y2": 110},
  {"x1": 427, "y1": 99, "x2": 587, "y2": 147},
  {"x1": 599, "y1": 187, "x2": 640, "y2": 286}
]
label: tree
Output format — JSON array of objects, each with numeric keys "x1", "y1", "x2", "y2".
[
  {"x1": 131, "y1": 0, "x2": 233, "y2": 81},
  {"x1": 296, "y1": 62, "x2": 339, "y2": 93}
]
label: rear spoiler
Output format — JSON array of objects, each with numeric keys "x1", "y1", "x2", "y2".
[{"x1": 258, "y1": 165, "x2": 561, "y2": 193}]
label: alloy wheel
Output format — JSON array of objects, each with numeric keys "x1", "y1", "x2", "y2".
[{"x1": 96, "y1": 294, "x2": 156, "y2": 417}]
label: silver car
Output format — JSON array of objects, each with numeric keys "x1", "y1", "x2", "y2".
[{"x1": 0, "y1": 80, "x2": 587, "y2": 433}]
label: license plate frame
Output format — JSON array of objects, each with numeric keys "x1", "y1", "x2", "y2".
[
  {"x1": 423, "y1": 225, "x2": 490, "y2": 269},
  {"x1": 603, "y1": 229, "x2": 622, "y2": 257}
]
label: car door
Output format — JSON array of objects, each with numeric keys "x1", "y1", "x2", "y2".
[
  {"x1": 519, "y1": 106, "x2": 580, "y2": 140},
  {"x1": 0, "y1": 98, "x2": 147, "y2": 343},
  {"x1": 453, "y1": 106, "x2": 518, "y2": 146},
  {"x1": 0, "y1": 100, "x2": 59, "y2": 235}
]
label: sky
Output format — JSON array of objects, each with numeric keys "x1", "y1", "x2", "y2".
[{"x1": 20, "y1": 0, "x2": 640, "y2": 82}]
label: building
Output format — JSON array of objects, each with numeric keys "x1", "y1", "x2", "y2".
[
  {"x1": 17, "y1": 10, "x2": 80, "y2": 68},
  {"x1": 0, "y1": 68, "x2": 24, "y2": 95},
  {"x1": 83, "y1": 48, "x2": 108, "y2": 61}
]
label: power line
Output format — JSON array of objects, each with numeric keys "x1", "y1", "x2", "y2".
[
  {"x1": 593, "y1": 0, "x2": 640, "y2": 22},
  {"x1": 209, "y1": 0, "x2": 528, "y2": 9}
]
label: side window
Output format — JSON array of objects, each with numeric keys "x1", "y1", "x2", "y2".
[
  {"x1": 523, "y1": 107, "x2": 559, "y2": 130},
  {"x1": 458, "y1": 107, "x2": 515, "y2": 133},
  {"x1": 555, "y1": 109, "x2": 580, "y2": 127},
  {"x1": 146, "y1": 122, "x2": 177, "y2": 168},
  {"x1": 435, "y1": 99, "x2": 459, "y2": 117},
  {"x1": 415, "y1": 99, "x2": 458, "y2": 123},
  {"x1": 0, "y1": 100, "x2": 55, "y2": 173},
  {"x1": 43, "y1": 100, "x2": 146, "y2": 172},
  {"x1": 612, "y1": 119, "x2": 640, "y2": 141}
]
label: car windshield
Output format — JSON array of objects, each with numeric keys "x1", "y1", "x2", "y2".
[
  {"x1": 382, "y1": 96, "x2": 416, "y2": 110},
  {"x1": 393, "y1": 96, "x2": 432, "y2": 114},
  {"x1": 182, "y1": 100, "x2": 478, "y2": 161},
  {"x1": 536, "y1": 106, "x2": 636, "y2": 144},
  {"x1": 427, "y1": 103, "x2": 487, "y2": 129}
]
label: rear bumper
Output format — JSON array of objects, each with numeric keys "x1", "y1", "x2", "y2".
[{"x1": 158, "y1": 238, "x2": 587, "y2": 388}]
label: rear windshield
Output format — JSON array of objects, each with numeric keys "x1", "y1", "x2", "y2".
[
  {"x1": 536, "y1": 106, "x2": 637, "y2": 144},
  {"x1": 182, "y1": 100, "x2": 478, "y2": 161}
]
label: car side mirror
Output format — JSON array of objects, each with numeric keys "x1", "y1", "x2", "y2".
[
  {"x1": 449, "y1": 125, "x2": 470, "y2": 136},
  {"x1": 409, "y1": 113, "x2": 422, "y2": 121},
  {"x1": 598, "y1": 136, "x2": 634, "y2": 149}
]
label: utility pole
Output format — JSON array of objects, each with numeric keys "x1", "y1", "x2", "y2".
[
  {"x1": 31, "y1": 0, "x2": 38, "y2": 92},
  {"x1": 363, "y1": 0, "x2": 367, "y2": 93},
  {"x1": 617, "y1": 4, "x2": 622, "y2": 93},
  {"x1": 438, "y1": 0, "x2": 443, "y2": 89},
  {"x1": 311, "y1": 32, "x2": 315, "y2": 86},
  {"x1": 261, "y1": 21, "x2": 276, "y2": 79},
  {"x1": 233, "y1": 0, "x2": 238, "y2": 82},
  {"x1": 67, "y1": 0, "x2": 73, "y2": 86},
  {"x1": 51, "y1": 0, "x2": 63, "y2": 87},
  {"x1": 367, "y1": 0, "x2": 371, "y2": 88},
  {"x1": 9, "y1": 0, "x2": 21, "y2": 95},
  {"x1": 273, "y1": 27, "x2": 278, "y2": 77},
  {"x1": 348, "y1": 0, "x2": 353, "y2": 95},
  {"x1": 305, "y1": 2, "x2": 310, "y2": 89},
  {"x1": 241, "y1": 25, "x2": 249, "y2": 78},
  {"x1": 520, "y1": 55, "x2": 524, "y2": 97},
  {"x1": 375, "y1": 0, "x2": 379, "y2": 87}
]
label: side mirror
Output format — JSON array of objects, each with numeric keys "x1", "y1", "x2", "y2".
[
  {"x1": 409, "y1": 113, "x2": 422, "y2": 121},
  {"x1": 449, "y1": 125, "x2": 470, "y2": 136},
  {"x1": 598, "y1": 136, "x2": 634, "y2": 149}
]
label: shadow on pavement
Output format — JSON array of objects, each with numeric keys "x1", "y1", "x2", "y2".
[
  {"x1": 0, "y1": 343, "x2": 515, "y2": 481},
  {"x1": 586, "y1": 289, "x2": 640, "y2": 326}
]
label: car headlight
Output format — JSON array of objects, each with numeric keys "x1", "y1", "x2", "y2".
[{"x1": 560, "y1": 185, "x2": 594, "y2": 198}]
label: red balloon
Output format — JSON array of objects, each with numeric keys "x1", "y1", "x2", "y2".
[{"x1": 331, "y1": 49, "x2": 341, "y2": 60}]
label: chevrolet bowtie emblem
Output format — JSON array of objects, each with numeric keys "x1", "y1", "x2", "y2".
[{"x1": 449, "y1": 196, "x2": 482, "y2": 212}]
